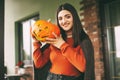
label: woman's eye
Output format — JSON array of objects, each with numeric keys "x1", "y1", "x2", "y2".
[{"x1": 66, "y1": 15, "x2": 71, "y2": 19}]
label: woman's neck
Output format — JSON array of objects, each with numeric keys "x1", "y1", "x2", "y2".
[
  {"x1": 67, "y1": 34, "x2": 72, "y2": 38},
  {"x1": 66, "y1": 31, "x2": 72, "y2": 38}
]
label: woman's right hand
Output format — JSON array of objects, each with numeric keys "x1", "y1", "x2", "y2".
[{"x1": 30, "y1": 27, "x2": 40, "y2": 43}]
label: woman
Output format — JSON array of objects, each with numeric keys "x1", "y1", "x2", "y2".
[{"x1": 32, "y1": 3, "x2": 95, "y2": 80}]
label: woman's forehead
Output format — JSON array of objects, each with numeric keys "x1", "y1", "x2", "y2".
[{"x1": 58, "y1": 10, "x2": 72, "y2": 17}]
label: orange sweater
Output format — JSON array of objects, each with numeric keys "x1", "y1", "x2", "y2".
[{"x1": 33, "y1": 38, "x2": 86, "y2": 76}]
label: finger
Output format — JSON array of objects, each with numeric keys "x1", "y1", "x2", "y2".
[
  {"x1": 52, "y1": 32, "x2": 57, "y2": 38},
  {"x1": 46, "y1": 41, "x2": 56, "y2": 44},
  {"x1": 46, "y1": 37, "x2": 56, "y2": 42},
  {"x1": 31, "y1": 33, "x2": 38, "y2": 41},
  {"x1": 30, "y1": 27, "x2": 33, "y2": 35},
  {"x1": 45, "y1": 39, "x2": 53, "y2": 44}
]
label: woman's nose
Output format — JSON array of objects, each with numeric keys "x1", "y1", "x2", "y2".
[{"x1": 62, "y1": 18, "x2": 66, "y2": 24}]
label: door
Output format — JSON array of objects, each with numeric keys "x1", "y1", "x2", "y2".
[{"x1": 104, "y1": 0, "x2": 120, "y2": 80}]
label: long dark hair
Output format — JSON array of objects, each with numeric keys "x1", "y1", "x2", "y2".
[
  {"x1": 56, "y1": 3, "x2": 95, "y2": 80},
  {"x1": 56, "y1": 3, "x2": 88, "y2": 47}
]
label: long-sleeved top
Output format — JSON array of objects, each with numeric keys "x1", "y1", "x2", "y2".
[{"x1": 33, "y1": 38, "x2": 86, "y2": 77}]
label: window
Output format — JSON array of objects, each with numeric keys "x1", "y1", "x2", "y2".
[
  {"x1": 22, "y1": 19, "x2": 36, "y2": 60},
  {"x1": 114, "y1": 26, "x2": 120, "y2": 58},
  {"x1": 15, "y1": 14, "x2": 39, "y2": 65}
]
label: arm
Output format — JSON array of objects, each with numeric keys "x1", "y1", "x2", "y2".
[
  {"x1": 60, "y1": 42, "x2": 86, "y2": 72},
  {"x1": 45, "y1": 33, "x2": 86, "y2": 72},
  {"x1": 33, "y1": 41, "x2": 51, "y2": 68}
]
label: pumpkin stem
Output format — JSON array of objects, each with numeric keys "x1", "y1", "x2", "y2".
[{"x1": 47, "y1": 18, "x2": 51, "y2": 22}]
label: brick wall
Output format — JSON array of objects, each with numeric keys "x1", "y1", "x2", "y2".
[{"x1": 79, "y1": 0, "x2": 104, "y2": 80}]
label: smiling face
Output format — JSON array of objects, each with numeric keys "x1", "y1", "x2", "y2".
[{"x1": 58, "y1": 10, "x2": 73, "y2": 33}]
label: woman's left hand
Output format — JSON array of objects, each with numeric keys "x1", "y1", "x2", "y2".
[{"x1": 45, "y1": 32, "x2": 65, "y2": 49}]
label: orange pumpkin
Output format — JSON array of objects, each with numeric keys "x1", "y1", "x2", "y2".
[{"x1": 32, "y1": 20, "x2": 60, "y2": 42}]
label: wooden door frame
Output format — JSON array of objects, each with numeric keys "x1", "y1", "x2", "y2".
[
  {"x1": 0, "y1": 0, "x2": 4, "y2": 79},
  {"x1": 99, "y1": 0, "x2": 120, "y2": 80}
]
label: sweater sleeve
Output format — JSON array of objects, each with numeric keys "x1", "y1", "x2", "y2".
[
  {"x1": 60, "y1": 42, "x2": 86, "y2": 72},
  {"x1": 33, "y1": 42, "x2": 50, "y2": 68}
]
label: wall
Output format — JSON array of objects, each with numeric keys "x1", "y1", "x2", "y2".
[
  {"x1": 80, "y1": 0, "x2": 104, "y2": 80},
  {"x1": 5, "y1": 0, "x2": 82, "y2": 74}
]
